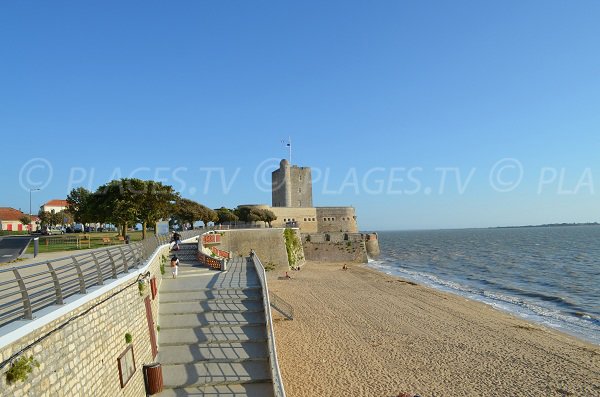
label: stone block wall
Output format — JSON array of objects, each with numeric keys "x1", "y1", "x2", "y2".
[
  {"x1": 302, "y1": 239, "x2": 368, "y2": 263},
  {"x1": 218, "y1": 228, "x2": 297, "y2": 269},
  {"x1": 0, "y1": 245, "x2": 170, "y2": 397},
  {"x1": 316, "y1": 207, "x2": 359, "y2": 233}
]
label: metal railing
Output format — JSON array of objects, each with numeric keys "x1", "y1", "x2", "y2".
[
  {"x1": 269, "y1": 291, "x2": 294, "y2": 320},
  {"x1": 252, "y1": 254, "x2": 287, "y2": 397},
  {"x1": 0, "y1": 231, "x2": 200, "y2": 329}
]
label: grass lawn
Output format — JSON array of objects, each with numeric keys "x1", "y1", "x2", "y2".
[{"x1": 24, "y1": 231, "x2": 147, "y2": 254}]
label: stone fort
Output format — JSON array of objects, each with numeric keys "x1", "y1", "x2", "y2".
[{"x1": 247, "y1": 159, "x2": 359, "y2": 234}]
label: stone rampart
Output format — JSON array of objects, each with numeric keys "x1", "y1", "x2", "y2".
[{"x1": 218, "y1": 228, "x2": 292, "y2": 269}]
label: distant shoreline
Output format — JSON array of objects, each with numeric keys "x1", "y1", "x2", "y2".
[{"x1": 492, "y1": 222, "x2": 600, "y2": 229}]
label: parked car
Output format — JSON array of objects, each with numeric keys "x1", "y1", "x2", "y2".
[
  {"x1": 41, "y1": 227, "x2": 64, "y2": 235},
  {"x1": 73, "y1": 223, "x2": 85, "y2": 233}
]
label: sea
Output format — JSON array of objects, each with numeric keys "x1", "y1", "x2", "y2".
[{"x1": 367, "y1": 226, "x2": 600, "y2": 345}]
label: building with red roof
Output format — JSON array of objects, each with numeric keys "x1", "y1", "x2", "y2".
[
  {"x1": 40, "y1": 199, "x2": 68, "y2": 214},
  {"x1": 0, "y1": 207, "x2": 40, "y2": 232}
]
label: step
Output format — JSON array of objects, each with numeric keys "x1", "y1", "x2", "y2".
[
  {"x1": 159, "y1": 312, "x2": 266, "y2": 328},
  {"x1": 159, "y1": 325, "x2": 267, "y2": 345},
  {"x1": 156, "y1": 381, "x2": 275, "y2": 397},
  {"x1": 160, "y1": 289, "x2": 261, "y2": 302},
  {"x1": 158, "y1": 342, "x2": 269, "y2": 364},
  {"x1": 161, "y1": 361, "x2": 271, "y2": 388},
  {"x1": 160, "y1": 301, "x2": 264, "y2": 315}
]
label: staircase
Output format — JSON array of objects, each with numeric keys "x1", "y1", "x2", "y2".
[{"x1": 157, "y1": 243, "x2": 274, "y2": 397}]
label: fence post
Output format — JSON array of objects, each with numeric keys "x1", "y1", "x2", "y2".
[
  {"x1": 107, "y1": 249, "x2": 118, "y2": 279},
  {"x1": 12, "y1": 269, "x2": 32, "y2": 320},
  {"x1": 46, "y1": 262, "x2": 64, "y2": 305},
  {"x1": 119, "y1": 246, "x2": 129, "y2": 273},
  {"x1": 91, "y1": 252, "x2": 104, "y2": 286},
  {"x1": 127, "y1": 244, "x2": 137, "y2": 268},
  {"x1": 71, "y1": 256, "x2": 87, "y2": 294}
]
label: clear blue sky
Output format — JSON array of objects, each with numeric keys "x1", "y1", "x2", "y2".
[{"x1": 2, "y1": 1, "x2": 599, "y2": 230}]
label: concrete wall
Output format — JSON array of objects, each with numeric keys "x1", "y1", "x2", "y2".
[
  {"x1": 218, "y1": 229, "x2": 291, "y2": 269},
  {"x1": 0, "y1": 245, "x2": 169, "y2": 397},
  {"x1": 316, "y1": 207, "x2": 359, "y2": 233}
]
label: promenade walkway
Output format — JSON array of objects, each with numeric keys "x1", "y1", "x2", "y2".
[{"x1": 157, "y1": 243, "x2": 274, "y2": 397}]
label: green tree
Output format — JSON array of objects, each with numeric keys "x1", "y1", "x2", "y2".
[
  {"x1": 215, "y1": 207, "x2": 239, "y2": 224},
  {"x1": 95, "y1": 179, "x2": 146, "y2": 237},
  {"x1": 66, "y1": 187, "x2": 93, "y2": 224},
  {"x1": 37, "y1": 210, "x2": 50, "y2": 227},
  {"x1": 55, "y1": 210, "x2": 73, "y2": 226},
  {"x1": 198, "y1": 205, "x2": 218, "y2": 228},
  {"x1": 235, "y1": 206, "x2": 261, "y2": 224},
  {"x1": 172, "y1": 198, "x2": 205, "y2": 229},
  {"x1": 138, "y1": 181, "x2": 179, "y2": 239},
  {"x1": 19, "y1": 215, "x2": 32, "y2": 231},
  {"x1": 258, "y1": 208, "x2": 277, "y2": 228}
]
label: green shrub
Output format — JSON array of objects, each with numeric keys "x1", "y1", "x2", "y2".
[
  {"x1": 125, "y1": 333, "x2": 132, "y2": 344},
  {"x1": 264, "y1": 262, "x2": 276, "y2": 272},
  {"x1": 160, "y1": 254, "x2": 167, "y2": 275},
  {"x1": 284, "y1": 229, "x2": 303, "y2": 268},
  {"x1": 138, "y1": 281, "x2": 146, "y2": 296},
  {"x1": 5, "y1": 355, "x2": 40, "y2": 385}
]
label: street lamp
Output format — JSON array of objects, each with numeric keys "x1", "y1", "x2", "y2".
[{"x1": 29, "y1": 188, "x2": 40, "y2": 217}]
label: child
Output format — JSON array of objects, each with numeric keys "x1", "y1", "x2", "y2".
[{"x1": 170, "y1": 255, "x2": 179, "y2": 278}]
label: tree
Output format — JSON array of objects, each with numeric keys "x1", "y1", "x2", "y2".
[
  {"x1": 56, "y1": 210, "x2": 73, "y2": 225},
  {"x1": 66, "y1": 187, "x2": 93, "y2": 224},
  {"x1": 19, "y1": 215, "x2": 32, "y2": 231},
  {"x1": 234, "y1": 206, "x2": 261, "y2": 224},
  {"x1": 172, "y1": 198, "x2": 205, "y2": 229},
  {"x1": 258, "y1": 208, "x2": 277, "y2": 228},
  {"x1": 138, "y1": 181, "x2": 178, "y2": 239},
  {"x1": 215, "y1": 207, "x2": 239, "y2": 224},
  {"x1": 95, "y1": 179, "x2": 146, "y2": 237},
  {"x1": 198, "y1": 205, "x2": 218, "y2": 228}
]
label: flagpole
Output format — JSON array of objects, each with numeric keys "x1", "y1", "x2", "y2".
[{"x1": 288, "y1": 136, "x2": 292, "y2": 164}]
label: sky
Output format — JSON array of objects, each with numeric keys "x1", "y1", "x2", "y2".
[{"x1": 1, "y1": 1, "x2": 599, "y2": 230}]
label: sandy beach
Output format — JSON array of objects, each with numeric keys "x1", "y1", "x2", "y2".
[{"x1": 269, "y1": 262, "x2": 600, "y2": 397}]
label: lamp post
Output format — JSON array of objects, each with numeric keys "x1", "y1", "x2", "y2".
[{"x1": 29, "y1": 188, "x2": 40, "y2": 217}]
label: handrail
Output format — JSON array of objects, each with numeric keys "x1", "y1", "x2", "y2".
[
  {"x1": 251, "y1": 254, "x2": 287, "y2": 397},
  {"x1": 0, "y1": 230, "x2": 199, "y2": 328}
]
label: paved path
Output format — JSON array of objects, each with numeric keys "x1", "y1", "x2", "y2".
[
  {"x1": 0, "y1": 236, "x2": 31, "y2": 264},
  {"x1": 156, "y1": 244, "x2": 273, "y2": 397}
]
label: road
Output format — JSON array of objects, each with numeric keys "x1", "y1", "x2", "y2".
[{"x1": 0, "y1": 236, "x2": 32, "y2": 264}]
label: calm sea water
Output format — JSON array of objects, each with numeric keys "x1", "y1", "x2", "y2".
[{"x1": 368, "y1": 227, "x2": 600, "y2": 344}]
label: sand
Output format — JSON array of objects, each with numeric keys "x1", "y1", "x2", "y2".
[{"x1": 269, "y1": 262, "x2": 600, "y2": 397}]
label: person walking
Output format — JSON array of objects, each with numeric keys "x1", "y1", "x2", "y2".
[{"x1": 170, "y1": 255, "x2": 180, "y2": 278}]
